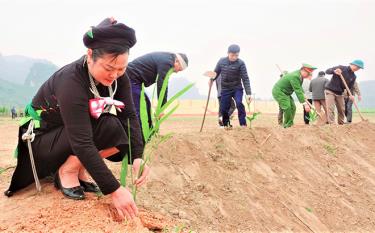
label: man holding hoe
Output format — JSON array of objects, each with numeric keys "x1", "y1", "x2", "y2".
[
  {"x1": 324, "y1": 59, "x2": 364, "y2": 124},
  {"x1": 272, "y1": 64, "x2": 317, "y2": 128},
  {"x1": 210, "y1": 44, "x2": 252, "y2": 128}
]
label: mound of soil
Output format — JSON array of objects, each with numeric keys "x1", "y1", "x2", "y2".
[
  {"x1": 0, "y1": 180, "x2": 173, "y2": 232},
  {"x1": 138, "y1": 121, "x2": 375, "y2": 232},
  {"x1": 1, "y1": 121, "x2": 375, "y2": 232}
]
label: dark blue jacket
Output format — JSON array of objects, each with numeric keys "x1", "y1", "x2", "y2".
[
  {"x1": 213, "y1": 57, "x2": 251, "y2": 95},
  {"x1": 325, "y1": 65, "x2": 356, "y2": 95},
  {"x1": 126, "y1": 52, "x2": 176, "y2": 103}
]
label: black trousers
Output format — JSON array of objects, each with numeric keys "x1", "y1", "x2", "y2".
[
  {"x1": 218, "y1": 97, "x2": 236, "y2": 118},
  {"x1": 6, "y1": 114, "x2": 129, "y2": 195},
  {"x1": 344, "y1": 98, "x2": 353, "y2": 123}
]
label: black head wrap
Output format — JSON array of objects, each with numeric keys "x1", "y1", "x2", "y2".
[{"x1": 83, "y1": 18, "x2": 136, "y2": 50}]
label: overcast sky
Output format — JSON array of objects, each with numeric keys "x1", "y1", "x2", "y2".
[{"x1": 1, "y1": 0, "x2": 374, "y2": 99}]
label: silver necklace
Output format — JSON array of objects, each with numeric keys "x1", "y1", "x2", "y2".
[
  {"x1": 85, "y1": 56, "x2": 118, "y2": 115},
  {"x1": 88, "y1": 71, "x2": 117, "y2": 99},
  {"x1": 83, "y1": 55, "x2": 117, "y2": 98}
]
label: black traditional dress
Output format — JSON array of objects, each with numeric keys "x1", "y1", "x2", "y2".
[{"x1": 6, "y1": 56, "x2": 144, "y2": 196}]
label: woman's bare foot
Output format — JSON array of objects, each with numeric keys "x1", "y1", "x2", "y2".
[
  {"x1": 78, "y1": 167, "x2": 90, "y2": 182},
  {"x1": 55, "y1": 164, "x2": 84, "y2": 200},
  {"x1": 58, "y1": 162, "x2": 80, "y2": 188}
]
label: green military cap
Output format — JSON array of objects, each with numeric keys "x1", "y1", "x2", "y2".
[
  {"x1": 302, "y1": 63, "x2": 317, "y2": 72},
  {"x1": 302, "y1": 63, "x2": 317, "y2": 69}
]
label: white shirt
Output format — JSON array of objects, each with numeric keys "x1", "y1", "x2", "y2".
[{"x1": 302, "y1": 79, "x2": 312, "y2": 99}]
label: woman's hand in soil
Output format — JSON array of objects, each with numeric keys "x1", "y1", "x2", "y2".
[
  {"x1": 111, "y1": 186, "x2": 138, "y2": 221},
  {"x1": 133, "y1": 158, "x2": 150, "y2": 187}
]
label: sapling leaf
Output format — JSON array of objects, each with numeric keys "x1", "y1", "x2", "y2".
[
  {"x1": 246, "y1": 112, "x2": 261, "y2": 128},
  {"x1": 157, "y1": 104, "x2": 179, "y2": 128},
  {"x1": 155, "y1": 68, "x2": 174, "y2": 116},
  {"x1": 307, "y1": 108, "x2": 318, "y2": 123},
  {"x1": 135, "y1": 67, "x2": 193, "y2": 202},
  {"x1": 140, "y1": 83, "x2": 151, "y2": 141},
  {"x1": 120, "y1": 155, "x2": 128, "y2": 187},
  {"x1": 159, "y1": 83, "x2": 194, "y2": 114}
]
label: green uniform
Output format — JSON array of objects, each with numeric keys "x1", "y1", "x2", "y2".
[{"x1": 272, "y1": 70, "x2": 305, "y2": 128}]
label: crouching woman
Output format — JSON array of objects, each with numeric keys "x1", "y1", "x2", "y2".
[{"x1": 4, "y1": 18, "x2": 149, "y2": 221}]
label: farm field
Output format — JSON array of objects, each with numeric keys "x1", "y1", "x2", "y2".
[{"x1": 1, "y1": 106, "x2": 375, "y2": 232}]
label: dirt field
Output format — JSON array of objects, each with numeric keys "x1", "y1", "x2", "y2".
[{"x1": 1, "y1": 111, "x2": 375, "y2": 232}]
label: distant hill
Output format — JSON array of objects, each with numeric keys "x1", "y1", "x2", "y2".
[
  {"x1": 24, "y1": 62, "x2": 59, "y2": 87},
  {"x1": 0, "y1": 78, "x2": 37, "y2": 106},
  {"x1": 0, "y1": 54, "x2": 59, "y2": 107},
  {"x1": 0, "y1": 54, "x2": 55, "y2": 85},
  {"x1": 0, "y1": 55, "x2": 203, "y2": 107},
  {"x1": 1, "y1": 53, "x2": 372, "y2": 109}
]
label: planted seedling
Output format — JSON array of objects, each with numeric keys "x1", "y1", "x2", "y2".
[
  {"x1": 246, "y1": 112, "x2": 261, "y2": 129},
  {"x1": 246, "y1": 100, "x2": 261, "y2": 129},
  {"x1": 121, "y1": 68, "x2": 194, "y2": 202},
  {"x1": 306, "y1": 108, "x2": 318, "y2": 123}
]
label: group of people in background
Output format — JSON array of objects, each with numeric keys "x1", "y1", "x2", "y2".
[
  {"x1": 207, "y1": 45, "x2": 365, "y2": 130},
  {"x1": 275, "y1": 60, "x2": 364, "y2": 128}
]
